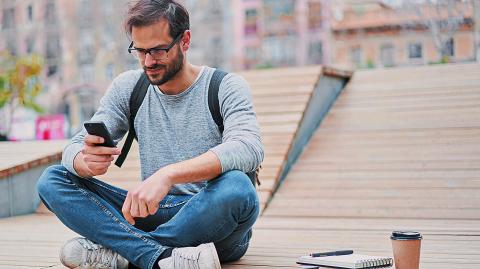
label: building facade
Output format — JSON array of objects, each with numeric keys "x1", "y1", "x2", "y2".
[
  {"x1": 1, "y1": 0, "x2": 478, "y2": 139},
  {"x1": 0, "y1": 0, "x2": 131, "y2": 136},
  {"x1": 475, "y1": 0, "x2": 480, "y2": 61},
  {"x1": 230, "y1": 0, "x2": 333, "y2": 70},
  {"x1": 183, "y1": 0, "x2": 235, "y2": 70},
  {"x1": 331, "y1": 1, "x2": 476, "y2": 69},
  {"x1": 0, "y1": 0, "x2": 335, "y2": 114}
]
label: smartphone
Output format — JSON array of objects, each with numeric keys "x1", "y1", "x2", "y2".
[{"x1": 83, "y1": 121, "x2": 115, "y2": 147}]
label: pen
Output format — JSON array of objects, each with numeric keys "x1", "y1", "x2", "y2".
[{"x1": 310, "y1": 250, "x2": 354, "y2": 257}]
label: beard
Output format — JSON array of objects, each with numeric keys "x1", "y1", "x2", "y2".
[{"x1": 143, "y1": 46, "x2": 184, "y2": 86}]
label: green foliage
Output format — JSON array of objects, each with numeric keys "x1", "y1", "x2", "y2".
[
  {"x1": 0, "y1": 52, "x2": 45, "y2": 136},
  {"x1": 0, "y1": 75, "x2": 7, "y2": 108},
  {"x1": 366, "y1": 59, "x2": 376, "y2": 69},
  {"x1": 428, "y1": 56, "x2": 451, "y2": 65},
  {"x1": 254, "y1": 62, "x2": 274, "y2": 70}
]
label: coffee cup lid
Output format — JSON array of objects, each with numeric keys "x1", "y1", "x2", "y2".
[{"x1": 391, "y1": 231, "x2": 422, "y2": 240}]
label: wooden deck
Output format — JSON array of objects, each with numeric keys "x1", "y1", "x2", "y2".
[
  {"x1": 1, "y1": 63, "x2": 480, "y2": 268},
  {"x1": 1, "y1": 214, "x2": 479, "y2": 268}
]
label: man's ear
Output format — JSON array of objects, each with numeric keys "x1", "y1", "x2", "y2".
[{"x1": 181, "y1": 30, "x2": 192, "y2": 51}]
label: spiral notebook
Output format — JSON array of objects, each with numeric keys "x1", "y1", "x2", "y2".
[{"x1": 297, "y1": 254, "x2": 393, "y2": 269}]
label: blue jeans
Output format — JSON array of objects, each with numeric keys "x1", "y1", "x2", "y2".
[{"x1": 37, "y1": 165, "x2": 259, "y2": 269}]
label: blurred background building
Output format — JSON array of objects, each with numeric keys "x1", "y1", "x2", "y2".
[
  {"x1": 229, "y1": 0, "x2": 333, "y2": 69},
  {"x1": 0, "y1": 0, "x2": 479, "y2": 140},
  {"x1": 332, "y1": 0, "x2": 476, "y2": 68},
  {"x1": 0, "y1": 0, "x2": 132, "y2": 137}
]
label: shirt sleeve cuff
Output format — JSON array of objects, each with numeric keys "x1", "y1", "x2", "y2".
[
  {"x1": 209, "y1": 147, "x2": 229, "y2": 173},
  {"x1": 61, "y1": 143, "x2": 84, "y2": 177}
]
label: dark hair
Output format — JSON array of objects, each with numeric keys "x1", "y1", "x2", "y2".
[{"x1": 124, "y1": 0, "x2": 190, "y2": 39}]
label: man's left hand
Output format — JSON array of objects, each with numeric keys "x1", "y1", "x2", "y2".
[{"x1": 122, "y1": 172, "x2": 173, "y2": 225}]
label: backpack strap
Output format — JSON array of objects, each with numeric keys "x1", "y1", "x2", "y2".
[
  {"x1": 208, "y1": 69, "x2": 261, "y2": 187},
  {"x1": 115, "y1": 73, "x2": 150, "y2": 167},
  {"x1": 208, "y1": 69, "x2": 228, "y2": 133}
]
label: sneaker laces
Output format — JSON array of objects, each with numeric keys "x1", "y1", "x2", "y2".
[
  {"x1": 80, "y1": 239, "x2": 118, "y2": 269},
  {"x1": 173, "y1": 248, "x2": 201, "y2": 269}
]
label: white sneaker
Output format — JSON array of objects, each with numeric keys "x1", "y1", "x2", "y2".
[
  {"x1": 158, "y1": 243, "x2": 221, "y2": 269},
  {"x1": 60, "y1": 237, "x2": 129, "y2": 269}
]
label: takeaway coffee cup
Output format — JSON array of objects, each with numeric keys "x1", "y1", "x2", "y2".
[{"x1": 390, "y1": 231, "x2": 422, "y2": 269}]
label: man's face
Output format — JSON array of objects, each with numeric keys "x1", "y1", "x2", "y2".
[{"x1": 131, "y1": 20, "x2": 184, "y2": 85}]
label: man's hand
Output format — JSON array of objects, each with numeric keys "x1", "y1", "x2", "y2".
[
  {"x1": 122, "y1": 172, "x2": 173, "y2": 225},
  {"x1": 74, "y1": 134, "x2": 121, "y2": 178}
]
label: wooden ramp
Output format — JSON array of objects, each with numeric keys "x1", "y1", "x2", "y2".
[
  {"x1": 250, "y1": 63, "x2": 480, "y2": 268},
  {"x1": 99, "y1": 66, "x2": 348, "y2": 210}
]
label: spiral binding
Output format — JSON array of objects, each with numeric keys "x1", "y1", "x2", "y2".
[{"x1": 359, "y1": 257, "x2": 393, "y2": 268}]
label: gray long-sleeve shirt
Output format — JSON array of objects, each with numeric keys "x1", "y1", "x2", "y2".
[{"x1": 62, "y1": 66, "x2": 264, "y2": 195}]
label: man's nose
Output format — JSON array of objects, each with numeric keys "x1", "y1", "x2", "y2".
[{"x1": 144, "y1": 53, "x2": 156, "y2": 67}]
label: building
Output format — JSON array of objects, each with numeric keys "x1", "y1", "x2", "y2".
[
  {"x1": 184, "y1": 0, "x2": 235, "y2": 70},
  {"x1": 331, "y1": 1, "x2": 476, "y2": 69},
  {"x1": 230, "y1": 0, "x2": 333, "y2": 70},
  {"x1": 0, "y1": 0, "x2": 131, "y2": 136},
  {"x1": 475, "y1": 0, "x2": 480, "y2": 61},
  {"x1": 3, "y1": 0, "x2": 476, "y2": 139}
]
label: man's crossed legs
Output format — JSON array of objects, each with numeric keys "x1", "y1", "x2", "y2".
[{"x1": 37, "y1": 165, "x2": 259, "y2": 269}]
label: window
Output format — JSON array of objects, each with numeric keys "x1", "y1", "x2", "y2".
[
  {"x1": 263, "y1": 35, "x2": 297, "y2": 66},
  {"x1": 210, "y1": 37, "x2": 223, "y2": 68},
  {"x1": 380, "y1": 43, "x2": 395, "y2": 67},
  {"x1": 308, "y1": 2, "x2": 322, "y2": 30},
  {"x1": 263, "y1": 0, "x2": 296, "y2": 34},
  {"x1": 6, "y1": 37, "x2": 17, "y2": 55},
  {"x1": 78, "y1": 0, "x2": 93, "y2": 29},
  {"x1": 442, "y1": 38, "x2": 454, "y2": 57},
  {"x1": 27, "y1": 5, "x2": 33, "y2": 22},
  {"x1": 47, "y1": 64, "x2": 58, "y2": 77},
  {"x1": 102, "y1": 1, "x2": 113, "y2": 17},
  {"x1": 244, "y1": 46, "x2": 261, "y2": 69},
  {"x1": 80, "y1": 64, "x2": 95, "y2": 82},
  {"x1": 105, "y1": 63, "x2": 115, "y2": 80},
  {"x1": 263, "y1": 0, "x2": 295, "y2": 21},
  {"x1": 210, "y1": 0, "x2": 222, "y2": 16},
  {"x1": 26, "y1": 35, "x2": 35, "y2": 54},
  {"x1": 45, "y1": 33, "x2": 61, "y2": 77},
  {"x1": 101, "y1": 1, "x2": 114, "y2": 47},
  {"x1": 45, "y1": 1, "x2": 56, "y2": 25},
  {"x1": 79, "y1": 92, "x2": 98, "y2": 121},
  {"x1": 408, "y1": 42, "x2": 422, "y2": 59},
  {"x1": 46, "y1": 34, "x2": 60, "y2": 59},
  {"x1": 244, "y1": 9, "x2": 258, "y2": 36},
  {"x1": 308, "y1": 41, "x2": 323, "y2": 64},
  {"x1": 2, "y1": 8, "x2": 15, "y2": 29},
  {"x1": 78, "y1": 32, "x2": 95, "y2": 64},
  {"x1": 350, "y1": 47, "x2": 362, "y2": 67}
]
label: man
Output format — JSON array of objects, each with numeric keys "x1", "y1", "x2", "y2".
[{"x1": 36, "y1": 1, "x2": 263, "y2": 269}]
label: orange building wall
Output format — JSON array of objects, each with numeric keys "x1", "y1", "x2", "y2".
[{"x1": 333, "y1": 29, "x2": 475, "y2": 68}]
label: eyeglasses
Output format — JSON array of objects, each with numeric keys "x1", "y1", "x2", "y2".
[{"x1": 128, "y1": 34, "x2": 183, "y2": 60}]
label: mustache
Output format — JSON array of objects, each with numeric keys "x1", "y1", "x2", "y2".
[{"x1": 144, "y1": 64, "x2": 166, "y2": 71}]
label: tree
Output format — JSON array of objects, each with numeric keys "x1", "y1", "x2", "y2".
[
  {"x1": 400, "y1": 0, "x2": 473, "y2": 62},
  {"x1": 0, "y1": 52, "x2": 44, "y2": 140}
]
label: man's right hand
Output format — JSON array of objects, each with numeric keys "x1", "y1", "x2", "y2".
[{"x1": 73, "y1": 134, "x2": 121, "y2": 178}]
